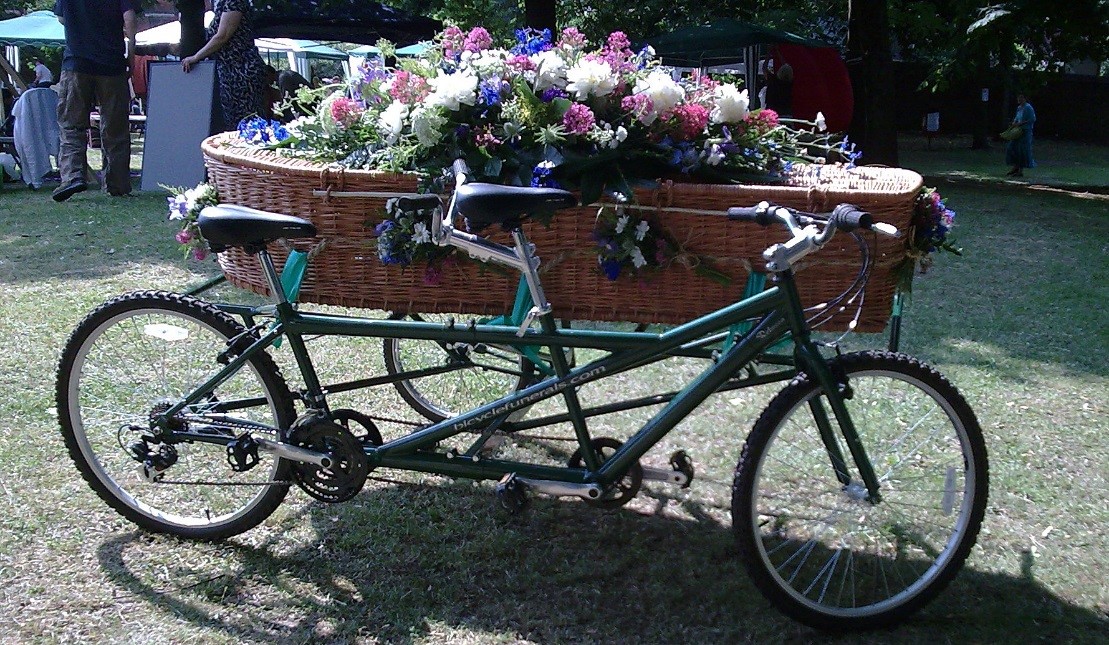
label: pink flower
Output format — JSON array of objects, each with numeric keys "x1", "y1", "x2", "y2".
[
  {"x1": 192, "y1": 247, "x2": 209, "y2": 261},
  {"x1": 389, "y1": 70, "x2": 431, "y2": 103},
  {"x1": 440, "y1": 26, "x2": 464, "y2": 58},
  {"x1": 558, "y1": 27, "x2": 587, "y2": 49},
  {"x1": 621, "y1": 94, "x2": 654, "y2": 124},
  {"x1": 667, "y1": 104, "x2": 710, "y2": 140},
  {"x1": 463, "y1": 27, "x2": 492, "y2": 52},
  {"x1": 175, "y1": 229, "x2": 193, "y2": 244},
  {"x1": 330, "y1": 97, "x2": 365, "y2": 128},
  {"x1": 606, "y1": 31, "x2": 631, "y2": 52},
  {"x1": 743, "y1": 108, "x2": 779, "y2": 134},
  {"x1": 473, "y1": 125, "x2": 502, "y2": 149},
  {"x1": 562, "y1": 103, "x2": 596, "y2": 135},
  {"x1": 506, "y1": 54, "x2": 537, "y2": 72}
]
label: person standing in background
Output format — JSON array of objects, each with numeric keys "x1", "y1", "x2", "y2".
[
  {"x1": 32, "y1": 58, "x2": 54, "y2": 88},
  {"x1": 1005, "y1": 93, "x2": 1036, "y2": 177},
  {"x1": 52, "y1": 0, "x2": 139, "y2": 201},
  {"x1": 181, "y1": 0, "x2": 266, "y2": 132}
]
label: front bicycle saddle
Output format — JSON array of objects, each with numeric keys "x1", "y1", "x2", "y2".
[{"x1": 455, "y1": 183, "x2": 576, "y2": 231}]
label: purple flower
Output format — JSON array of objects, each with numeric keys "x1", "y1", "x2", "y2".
[
  {"x1": 375, "y1": 220, "x2": 395, "y2": 236},
  {"x1": 531, "y1": 161, "x2": 560, "y2": 188},
  {"x1": 562, "y1": 103, "x2": 595, "y2": 135},
  {"x1": 540, "y1": 87, "x2": 568, "y2": 103},
  {"x1": 175, "y1": 229, "x2": 193, "y2": 244}
]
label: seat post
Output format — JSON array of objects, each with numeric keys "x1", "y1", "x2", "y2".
[
  {"x1": 256, "y1": 248, "x2": 291, "y2": 305},
  {"x1": 511, "y1": 228, "x2": 551, "y2": 316}
]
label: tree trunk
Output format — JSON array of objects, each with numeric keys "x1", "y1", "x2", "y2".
[
  {"x1": 177, "y1": 0, "x2": 206, "y2": 59},
  {"x1": 524, "y1": 0, "x2": 557, "y2": 32},
  {"x1": 846, "y1": 0, "x2": 898, "y2": 166}
]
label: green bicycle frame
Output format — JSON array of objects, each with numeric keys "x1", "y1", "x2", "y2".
[{"x1": 167, "y1": 251, "x2": 883, "y2": 500}]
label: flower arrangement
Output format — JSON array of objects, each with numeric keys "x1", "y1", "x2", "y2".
[
  {"x1": 165, "y1": 183, "x2": 219, "y2": 260},
  {"x1": 252, "y1": 26, "x2": 837, "y2": 203},
  {"x1": 895, "y1": 187, "x2": 961, "y2": 292},
  {"x1": 373, "y1": 197, "x2": 458, "y2": 284},
  {"x1": 592, "y1": 206, "x2": 675, "y2": 280}
]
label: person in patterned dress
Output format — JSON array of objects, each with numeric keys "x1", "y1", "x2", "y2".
[{"x1": 181, "y1": 0, "x2": 265, "y2": 131}]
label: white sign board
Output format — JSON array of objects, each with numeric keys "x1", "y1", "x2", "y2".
[{"x1": 140, "y1": 60, "x2": 215, "y2": 191}]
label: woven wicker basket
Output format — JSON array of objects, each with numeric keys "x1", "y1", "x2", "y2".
[{"x1": 202, "y1": 134, "x2": 923, "y2": 332}]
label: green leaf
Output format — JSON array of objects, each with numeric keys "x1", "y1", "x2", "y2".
[
  {"x1": 695, "y1": 265, "x2": 733, "y2": 286},
  {"x1": 580, "y1": 172, "x2": 605, "y2": 206},
  {"x1": 551, "y1": 98, "x2": 573, "y2": 117}
]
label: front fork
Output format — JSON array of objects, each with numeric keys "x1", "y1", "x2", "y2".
[{"x1": 779, "y1": 272, "x2": 883, "y2": 503}]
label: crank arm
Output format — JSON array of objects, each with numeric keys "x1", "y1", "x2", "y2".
[
  {"x1": 515, "y1": 477, "x2": 603, "y2": 501},
  {"x1": 641, "y1": 466, "x2": 689, "y2": 487},
  {"x1": 256, "y1": 438, "x2": 333, "y2": 468}
]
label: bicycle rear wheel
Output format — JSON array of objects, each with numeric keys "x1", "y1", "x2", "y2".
[
  {"x1": 56, "y1": 291, "x2": 296, "y2": 540},
  {"x1": 383, "y1": 312, "x2": 533, "y2": 422},
  {"x1": 732, "y1": 351, "x2": 988, "y2": 629}
]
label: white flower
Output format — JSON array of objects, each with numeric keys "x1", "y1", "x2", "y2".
[
  {"x1": 815, "y1": 111, "x2": 827, "y2": 132},
  {"x1": 285, "y1": 116, "x2": 312, "y2": 138},
  {"x1": 631, "y1": 71, "x2": 685, "y2": 124},
  {"x1": 183, "y1": 185, "x2": 206, "y2": 210},
  {"x1": 634, "y1": 220, "x2": 649, "y2": 241},
  {"x1": 463, "y1": 49, "x2": 509, "y2": 80},
  {"x1": 630, "y1": 247, "x2": 647, "y2": 269},
  {"x1": 531, "y1": 50, "x2": 567, "y2": 90},
  {"x1": 427, "y1": 71, "x2": 479, "y2": 111},
  {"x1": 411, "y1": 106, "x2": 447, "y2": 147},
  {"x1": 614, "y1": 126, "x2": 628, "y2": 143},
  {"x1": 413, "y1": 221, "x2": 431, "y2": 244},
  {"x1": 377, "y1": 101, "x2": 408, "y2": 144},
  {"x1": 565, "y1": 59, "x2": 617, "y2": 99},
  {"x1": 710, "y1": 84, "x2": 750, "y2": 124},
  {"x1": 615, "y1": 214, "x2": 630, "y2": 234}
]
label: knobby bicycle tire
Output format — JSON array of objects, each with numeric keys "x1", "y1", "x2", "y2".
[
  {"x1": 732, "y1": 351, "x2": 988, "y2": 630},
  {"x1": 56, "y1": 290, "x2": 297, "y2": 540}
]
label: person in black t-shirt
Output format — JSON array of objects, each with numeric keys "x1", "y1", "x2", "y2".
[{"x1": 52, "y1": 0, "x2": 140, "y2": 201}]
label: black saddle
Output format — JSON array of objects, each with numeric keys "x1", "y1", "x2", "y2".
[
  {"x1": 455, "y1": 183, "x2": 577, "y2": 231},
  {"x1": 197, "y1": 204, "x2": 317, "y2": 252}
]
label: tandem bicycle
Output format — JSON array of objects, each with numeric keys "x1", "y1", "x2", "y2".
[{"x1": 56, "y1": 161, "x2": 988, "y2": 630}]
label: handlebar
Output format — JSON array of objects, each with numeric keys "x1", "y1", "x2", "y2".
[{"x1": 729, "y1": 201, "x2": 901, "y2": 273}]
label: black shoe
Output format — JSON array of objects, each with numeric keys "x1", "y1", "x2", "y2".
[{"x1": 52, "y1": 181, "x2": 88, "y2": 202}]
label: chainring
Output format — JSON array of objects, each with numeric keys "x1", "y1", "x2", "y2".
[
  {"x1": 568, "y1": 437, "x2": 643, "y2": 509},
  {"x1": 288, "y1": 420, "x2": 369, "y2": 503},
  {"x1": 330, "y1": 408, "x2": 384, "y2": 446}
]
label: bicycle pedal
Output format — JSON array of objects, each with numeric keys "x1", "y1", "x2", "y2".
[{"x1": 494, "y1": 473, "x2": 529, "y2": 514}]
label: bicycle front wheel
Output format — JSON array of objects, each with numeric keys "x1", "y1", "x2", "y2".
[
  {"x1": 732, "y1": 351, "x2": 988, "y2": 629},
  {"x1": 383, "y1": 312, "x2": 533, "y2": 422},
  {"x1": 56, "y1": 291, "x2": 297, "y2": 540}
]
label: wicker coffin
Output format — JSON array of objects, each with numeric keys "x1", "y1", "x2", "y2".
[{"x1": 202, "y1": 134, "x2": 923, "y2": 332}]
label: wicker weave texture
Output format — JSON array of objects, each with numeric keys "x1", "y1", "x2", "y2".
[{"x1": 202, "y1": 135, "x2": 923, "y2": 331}]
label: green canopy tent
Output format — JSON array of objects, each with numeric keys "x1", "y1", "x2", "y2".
[
  {"x1": 647, "y1": 19, "x2": 827, "y2": 68},
  {"x1": 0, "y1": 11, "x2": 66, "y2": 91},
  {"x1": 0, "y1": 11, "x2": 65, "y2": 48}
]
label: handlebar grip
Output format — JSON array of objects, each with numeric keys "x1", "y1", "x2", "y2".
[
  {"x1": 396, "y1": 194, "x2": 442, "y2": 211},
  {"x1": 727, "y1": 201, "x2": 774, "y2": 226},
  {"x1": 829, "y1": 204, "x2": 873, "y2": 232}
]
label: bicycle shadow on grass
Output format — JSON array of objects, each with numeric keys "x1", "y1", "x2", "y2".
[{"x1": 94, "y1": 482, "x2": 1106, "y2": 644}]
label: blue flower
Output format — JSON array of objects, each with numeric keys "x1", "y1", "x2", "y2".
[
  {"x1": 530, "y1": 161, "x2": 560, "y2": 188},
  {"x1": 375, "y1": 220, "x2": 395, "y2": 236},
  {"x1": 479, "y1": 80, "x2": 505, "y2": 106},
  {"x1": 668, "y1": 141, "x2": 701, "y2": 174},
  {"x1": 511, "y1": 28, "x2": 553, "y2": 56},
  {"x1": 601, "y1": 258, "x2": 622, "y2": 280}
]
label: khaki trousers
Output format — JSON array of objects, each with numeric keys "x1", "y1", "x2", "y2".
[{"x1": 56, "y1": 70, "x2": 131, "y2": 195}]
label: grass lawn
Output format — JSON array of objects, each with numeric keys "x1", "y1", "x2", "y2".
[{"x1": 0, "y1": 138, "x2": 1106, "y2": 643}]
